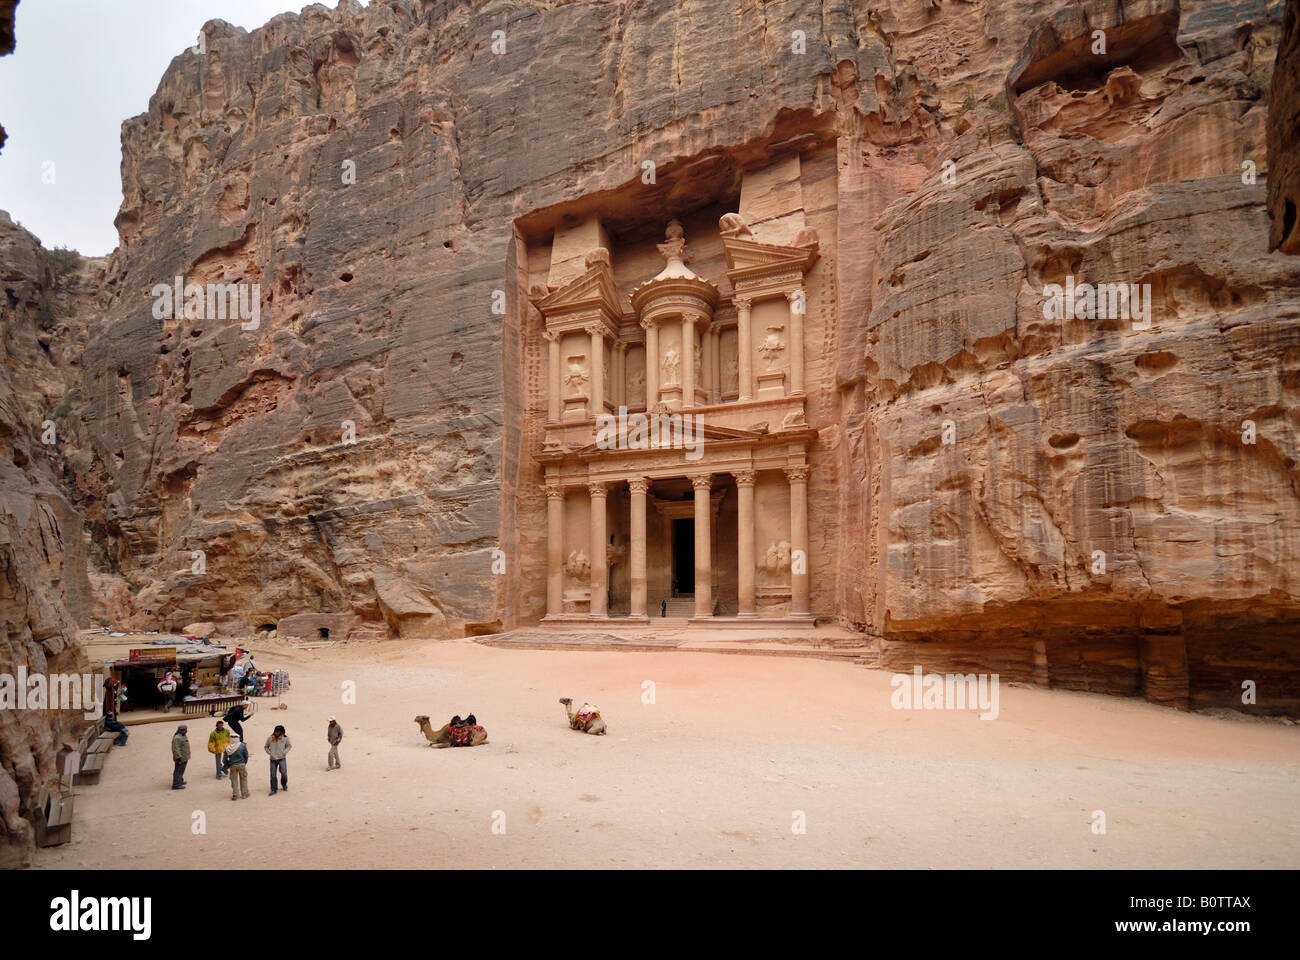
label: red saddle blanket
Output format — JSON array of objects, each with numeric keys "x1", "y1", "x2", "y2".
[{"x1": 449, "y1": 723, "x2": 483, "y2": 747}]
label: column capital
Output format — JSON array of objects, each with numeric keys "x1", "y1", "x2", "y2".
[
  {"x1": 734, "y1": 470, "x2": 756, "y2": 487},
  {"x1": 733, "y1": 296, "x2": 753, "y2": 312},
  {"x1": 542, "y1": 328, "x2": 561, "y2": 342},
  {"x1": 584, "y1": 322, "x2": 606, "y2": 339},
  {"x1": 784, "y1": 288, "x2": 803, "y2": 303},
  {"x1": 689, "y1": 473, "x2": 713, "y2": 491},
  {"x1": 627, "y1": 477, "x2": 650, "y2": 495},
  {"x1": 785, "y1": 464, "x2": 810, "y2": 483},
  {"x1": 588, "y1": 480, "x2": 609, "y2": 498},
  {"x1": 639, "y1": 316, "x2": 657, "y2": 331},
  {"x1": 544, "y1": 481, "x2": 564, "y2": 501}
]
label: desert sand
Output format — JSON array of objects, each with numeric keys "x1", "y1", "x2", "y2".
[{"x1": 35, "y1": 639, "x2": 1300, "y2": 870}]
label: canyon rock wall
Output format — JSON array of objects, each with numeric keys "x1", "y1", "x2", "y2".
[
  {"x1": 1268, "y1": 0, "x2": 1299, "y2": 251},
  {"x1": 0, "y1": 0, "x2": 1294, "y2": 720},
  {"x1": 850, "y1": 0, "x2": 1300, "y2": 713},
  {"x1": 0, "y1": 215, "x2": 94, "y2": 869}
]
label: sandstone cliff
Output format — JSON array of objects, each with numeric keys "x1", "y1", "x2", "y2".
[{"x1": 0, "y1": 214, "x2": 95, "y2": 869}]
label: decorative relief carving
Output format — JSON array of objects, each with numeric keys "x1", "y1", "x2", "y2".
[
  {"x1": 690, "y1": 474, "x2": 713, "y2": 490},
  {"x1": 760, "y1": 541, "x2": 792, "y2": 578},
  {"x1": 584, "y1": 246, "x2": 611, "y2": 268},
  {"x1": 544, "y1": 482, "x2": 564, "y2": 501},
  {"x1": 723, "y1": 356, "x2": 739, "y2": 394},
  {"x1": 662, "y1": 346, "x2": 681, "y2": 386},
  {"x1": 563, "y1": 356, "x2": 589, "y2": 397},
  {"x1": 758, "y1": 325, "x2": 786, "y2": 369},
  {"x1": 785, "y1": 465, "x2": 810, "y2": 483},
  {"x1": 628, "y1": 369, "x2": 646, "y2": 406},
  {"x1": 734, "y1": 470, "x2": 756, "y2": 487},
  {"x1": 564, "y1": 549, "x2": 591, "y2": 580},
  {"x1": 627, "y1": 477, "x2": 650, "y2": 495},
  {"x1": 733, "y1": 296, "x2": 753, "y2": 312},
  {"x1": 588, "y1": 481, "x2": 608, "y2": 498},
  {"x1": 781, "y1": 409, "x2": 807, "y2": 429}
]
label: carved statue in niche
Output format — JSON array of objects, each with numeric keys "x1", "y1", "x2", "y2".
[
  {"x1": 563, "y1": 356, "x2": 588, "y2": 397},
  {"x1": 693, "y1": 341, "x2": 702, "y2": 383},
  {"x1": 759, "y1": 541, "x2": 792, "y2": 581},
  {"x1": 628, "y1": 369, "x2": 646, "y2": 406},
  {"x1": 662, "y1": 346, "x2": 681, "y2": 386},
  {"x1": 564, "y1": 549, "x2": 591, "y2": 580},
  {"x1": 723, "y1": 356, "x2": 739, "y2": 393},
  {"x1": 718, "y1": 212, "x2": 753, "y2": 238},
  {"x1": 758, "y1": 325, "x2": 786, "y2": 369}
]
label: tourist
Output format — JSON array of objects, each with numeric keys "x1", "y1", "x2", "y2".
[
  {"x1": 170, "y1": 724, "x2": 190, "y2": 790},
  {"x1": 326, "y1": 717, "x2": 343, "y2": 770},
  {"x1": 158, "y1": 670, "x2": 178, "y2": 711},
  {"x1": 208, "y1": 720, "x2": 230, "y2": 780},
  {"x1": 104, "y1": 717, "x2": 129, "y2": 747},
  {"x1": 103, "y1": 678, "x2": 128, "y2": 746},
  {"x1": 223, "y1": 734, "x2": 250, "y2": 801},
  {"x1": 223, "y1": 700, "x2": 251, "y2": 742},
  {"x1": 265, "y1": 725, "x2": 292, "y2": 795}
]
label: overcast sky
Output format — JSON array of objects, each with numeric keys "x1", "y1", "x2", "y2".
[{"x1": 0, "y1": 0, "x2": 367, "y2": 256}]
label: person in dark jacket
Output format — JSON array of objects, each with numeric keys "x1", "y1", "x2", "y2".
[
  {"x1": 326, "y1": 717, "x2": 343, "y2": 770},
  {"x1": 223, "y1": 700, "x2": 251, "y2": 742},
  {"x1": 222, "y1": 734, "x2": 250, "y2": 800},
  {"x1": 170, "y1": 725, "x2": 190, "y2": 789}
]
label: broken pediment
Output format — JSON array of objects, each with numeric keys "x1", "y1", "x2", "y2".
[
  {"x1": 531, "y1": 255, "x2": 623, "y2": 327},
  {"x1": 721, "y1": 231, "x2": 819, "y2": 287}
]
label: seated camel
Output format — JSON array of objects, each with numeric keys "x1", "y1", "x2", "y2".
[
  {"x1": 559, "y1": 697, "x2": 607, "y2": 735},
  {"x1": 414, "y1": 714, "x2": 488, "y2": 748}
]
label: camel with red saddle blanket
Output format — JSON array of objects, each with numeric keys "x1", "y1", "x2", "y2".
[
  {"x1": 414, "y1": 714, "x2": 488, "y2": 747},
  {"x1": 559, "y1": 697, "x2": 607, "y2": 735}
]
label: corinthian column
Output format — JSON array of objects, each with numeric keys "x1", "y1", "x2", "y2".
[
  {"x1": 735, "y1": 297, "x2": 753, "y2": 401},
  {"x1": 588, "y1": 481, "x2": 608, "y2": 618},
  {"x1": 642, "y1": 318, "x2": 659, "y2": 410},
  {"x1": 691, "y1": 474, "x2": 713, "y2": 618},
  {"x1": 588, "y1": 324, "x2": 605, "y2": 416},
  {"x1": 546, "y1": 330, "x2": 561, "y2": 422},
  {"x1": 735, "y1": 470, "x2": 756, "y2": 617},
  {"x1": 629, "y1": 477, "x2": 648, "y2": 618},
  {"x1": 786, "y1": 465, "x2": 810, "y2": 618},
  {"x1": 545, "y1": 481, "x2": 564, "y2": 617},
  {"x1": 786, "y1": 289, "x2": 805, "y2": 395}
]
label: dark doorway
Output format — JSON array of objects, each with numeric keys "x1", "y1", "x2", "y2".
[{"x1": 672, "y1": 518, "x2": 694, "y2": 596}]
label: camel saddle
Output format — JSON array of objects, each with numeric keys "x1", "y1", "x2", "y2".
[
  {"x1": 448, "y1": 722, "x2": 483, "y2": 747},
  {"x1": 573, "y1": 704, "x2": 601, "y2": 732}
]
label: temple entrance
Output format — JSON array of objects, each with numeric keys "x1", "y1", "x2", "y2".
[{"x1": 671, "y1": 518, "x2": 695, "y2": 597}]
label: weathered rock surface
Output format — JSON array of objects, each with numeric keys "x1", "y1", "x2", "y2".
[
  {"x1": 0, "y1": 216, "x2": 93, "y2": 869},
  {"x1": 1268, "y1": 0, "x2": 1300, "y2": 251}
]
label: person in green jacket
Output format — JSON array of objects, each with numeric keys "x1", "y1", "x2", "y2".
[
  {"x1": 208, "y1": 721, "x2": 230, "y2": 780},
  {"x1": 171, "y1": 725, "x2": 190, "y2": 790}
]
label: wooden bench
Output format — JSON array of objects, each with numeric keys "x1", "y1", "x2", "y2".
[
  {"x1": 33, "y1": 786, "x2": 74, "y2": 847},
  {"x1": 77, "y1": 750, "x2": 107, "y2": 785},
  {"x1": 75, "y1": 719, "x2": 113, "y2": 784}
]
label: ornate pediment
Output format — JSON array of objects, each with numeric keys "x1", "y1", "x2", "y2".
[
  {"x1": 532, "y1": 255, "x2": 623, "y2": 329},
  {"x1": 721, "y1": 229, "x2": 819, "y2": 287}
]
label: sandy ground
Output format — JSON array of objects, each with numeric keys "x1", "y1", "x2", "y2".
[{"x1": 36, "y1": 638, "x2": 1300, "y2": 869}]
